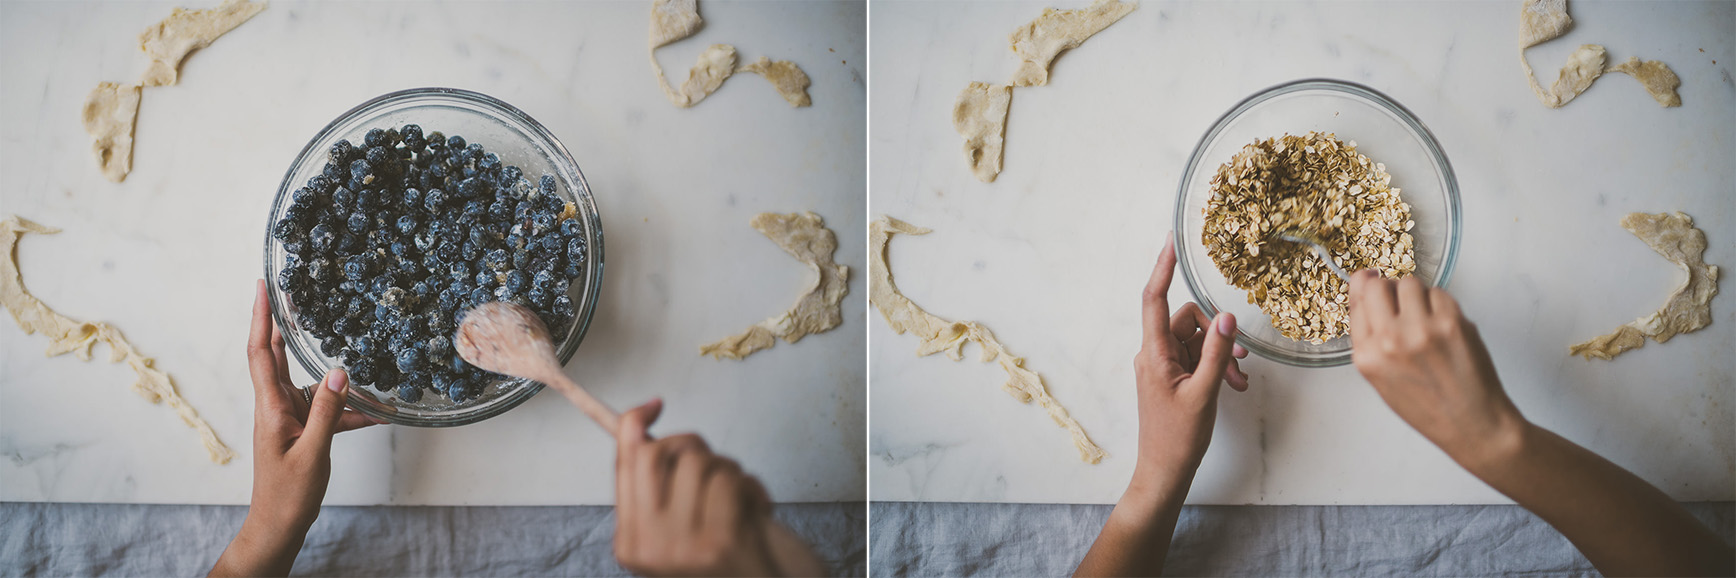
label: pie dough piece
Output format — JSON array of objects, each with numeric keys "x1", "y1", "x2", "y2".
[
  {"x1": 1571, "y1": 212, "x2": 1720, "y2": 360},
  {"x1": 702, "y1": 212, "x2": 849, "y2": 360},
  {"x1": 0, "y1": 216, "x2": 235, "y2": 464},
  {"x1": 952, "y1": 82, "x2": 1012, "y2": 183},
  {"x1": 81, "y1": 82, "x2": 141, "y2": 183},
  {"x1": 1007, "y1": 0, "x2": 1136, "y2": 87},
  {"x1": 869, "y1": 216, "x2": 1105, "y2": 464},
  {"x1": 738, "y1": 57, "x2": 813, "y2": 108},
  {"x1": 1517, "y1": 0, "x2": 1681, "y2": 109},
  {"x1": 646, "y1": 0, "x2": 812, "y2": 109},
  {"x1": 649, "y1": 0, "x2": 703, "y2": 49},
  {"x1": 137, "y1": 0, "x2": 268, "y2": 87},
  {"x1": 1607, "y1": 56, "x2": 1682, "y2": 107}
]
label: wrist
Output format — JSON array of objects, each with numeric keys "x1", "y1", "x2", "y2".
[
  {"x1": 1125, "y1": 460, "x2": 1196, "y2": 510},
  {"x1": 1448, "y1": 413, "x2": 1532, "y2": 477}
]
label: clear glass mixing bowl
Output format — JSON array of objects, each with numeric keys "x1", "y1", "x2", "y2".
[
  {"x1": 263, "y1": 87, "x2": 605, "y2": 426},
  {"x1": 1174, "y1": 78, "x2": 1461, "y2": 367}
]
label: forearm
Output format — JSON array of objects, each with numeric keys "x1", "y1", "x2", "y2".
[
  {"x1": 1463, "y1": 421, "x2": 1733, "y2": 577},
  {"x1": 210, "y1": 514, "x2": 308, "y2": 578},
  {"x1": 1075, "y1": 465, "x2": 1192, "y2": 577}
]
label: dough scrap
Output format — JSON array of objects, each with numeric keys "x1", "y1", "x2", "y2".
[
  {"x1": 738, "y1": 57, "x2": 813, "y2": 108},
  {"x1": 869, "y1": 216, "x2": 1105, "y2": 464},
  {"x1": 1570, "y1": 212, "x2": 1720, "y2": 360},
  {"x1": 137, "y1": 0, "x2": 268, "y2": 87},
  {"x1": 952, "y1": 82, "x2": 1013, "y2": 183},
  {"x1": 0, "y1": 216, "x2": 234, "y2": 464},
  {"x1": 1517, "y1": 0, "x2": 1681, "y2": 109},
  {"x1": 81, "y1": 82, "x2": 141, "y2": 183},
  {"x1": 1607, "y1": 56, "x2": 1682, "y2": 107},
  {"x1": 702, "y1": 212, "x2": 849, "y2": 360},
  {"x1": 646, "y1": 0, "x2": 813, "y2": 109},
  {"x1": 1007, "y1": 0, "x2": 1136, "y2": 87}
]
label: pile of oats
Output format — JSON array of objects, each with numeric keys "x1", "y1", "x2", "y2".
[{"x1": 1203, "y1": 132, "x2": 1417, "y2": 344}]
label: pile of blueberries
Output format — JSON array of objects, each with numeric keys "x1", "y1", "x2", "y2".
[{"x1": 272, "y1": 124, "x2": 587, "y2": 403}]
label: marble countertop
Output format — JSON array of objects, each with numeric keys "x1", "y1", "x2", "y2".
[
  {"x1": 868, "y1": 1, "x2": 1733, "y2": 504},
  {"x1": 1, "y1": 1, "x2": 865, "y2": 505}
]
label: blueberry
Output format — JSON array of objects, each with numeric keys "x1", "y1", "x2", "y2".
[
  {"x1": 276, "y1": 268, "x2": 302, "y2": 292},
  {"x1": 446, "y1": 134, "x2": 466, "y2": 150},
  {"x1": 323, "y1": 161, "x2": 345, "y2": 181},
  {"x1": 272, "y1": 219, "x2": 301, "y2": 243},
  {"x1": 397, "y1": 215, "x2": 418, "y2": 235},
  {"x1": 343, "y1": 257, "x2": 367, "y2": 281},
  {"x1": 484, "y1": 249, "x2": 510, "y2": 271},
  {"x1": 502, "y1": 166, "x2": 522, "y2": 184},
  {"x1": 402, "y1": 187, "x2": 422, "y2": 208},
  {"x1": 365, "y1": 128, "x2": 386, "y2": 148},
  {"x1": 390, "y1": 240, "x2": 413, "y2": 257},
  {"x1": 414, "y1": 230, "x2": 436, "y2": 252},
  {"x1": 560, "y1": 219, "x2": 581, "y2": 237},
  {"x1": 553, "y1": 294, "x2": 573, "y2": 317},
  {"x1": 330, "y1": 139, "x2": 356, "y2": 162},
  {"x1": 567, "y1": 238, "x2": 586, "y2": 261},
  {"x1": 320, "y1": 336, "x2": 344, "y2": 357},
  {"x1": 425, "y1": 191, "x2": 452, "y2": 214},
  {"x1": 348, "y1": 358, "x2": 376, "y2": 384},
  {"x1": 539, "y1": 174, "x2": 557, "y2": 195},
  {"x1": 469, "y1": 286, "x2": 492, "y2": 305},
  {"x1": 366, "y1": 146, "x2": 390, "y2": 168},
  {"x1": 532, "y1": 269, "x2": 557, "y2": 292},
  {"x1": 532, "y1": 214, "x2": 555, "y2": 235},
  {"x1": 395, "y1": 347, "x2": 424, "y2": 373},
  {"x1": 347, "y1": 212, "x2": 369, "y2": 234},
  {"x1": 479, "y1": 152, "x2": 500, "y2": 172},
  {"x1": 504, "y1": 270, "x2": 529, "y2": 294},
  {"x1": 307, "y1": 261, "x2": 333, "y2": 287},
  {"x1": 350, "y1": 335, "x2": 376, "y2": 357},
  {"x1": 397, "y1": 382, "x2": 423, "y2": 403},
  {"x1": 331, "y1": 186, "x2": 354, "y2": 208}
]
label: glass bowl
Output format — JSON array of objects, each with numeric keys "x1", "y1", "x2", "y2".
[
  {"x1": 1174, "y1": 78, "x2": 1460, "y2": 367},
  {"x1": 263, "y1": 87, "x2": 605, "y2": 426}
]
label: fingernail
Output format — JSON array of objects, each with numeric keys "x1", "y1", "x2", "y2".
[
  {"x1": 326, "y1": 369, "x2": 348, "y2": 393},
  {"x1": 1216, "y1": 313, "x2": 1237, "y2": 336}
]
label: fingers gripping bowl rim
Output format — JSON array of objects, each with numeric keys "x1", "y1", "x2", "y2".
[
  {"x1": 1173, "y1": 78, "x2": 1461, "y2": 367},
  {"x1": 263, "y1": 87, "x2": 605, "y2": 427}
]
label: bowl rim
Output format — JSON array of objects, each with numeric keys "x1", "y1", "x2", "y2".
[
  {"x1": 1172, "y1": 77, "x2": 1461, "y2": 368},
  {"x1": 263, "y1": 86, "x2": 605, "y2": 426}
]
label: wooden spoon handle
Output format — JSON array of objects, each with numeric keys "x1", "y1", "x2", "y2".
[{"x1": 539, "y1": 372, "x2": 620, "y2": 436}]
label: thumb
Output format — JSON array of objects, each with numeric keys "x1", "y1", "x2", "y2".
[
  {"x1": 1186, "y1": 313, "x2": 1238, "y2": 392},
  {"x1": 300, "y1": 368, "x2": 350, "y2": 453},
  {"x1": 616, "y1": 397, "x2": 663, "y2": 448}
]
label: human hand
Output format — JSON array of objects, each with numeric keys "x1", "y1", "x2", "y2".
[
  {"x1": 612, "y1": 398, "x2": 781, "y2": 577},
  {"x1": 1347, "y1": 270, "x2": 1526, "y2": 469},
  {"x1": 212, "y1": 281, "x2": 378, "y2": 577},
  {"x1": 1130, "y1": 235, "x2": 1249, "y2": 495}
]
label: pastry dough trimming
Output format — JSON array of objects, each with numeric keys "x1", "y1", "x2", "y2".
[
  {"x1": 702, "y1": 212, "x2": 850, "y2": 360},
  {"x1": 137, "y1": 0, "x2": 269, "y2": 87},
  {"x1": 1007, "y1": 0, "x2": 1137, "y2": 87},
  {"x1": 81, "y1": 83, "x2": 142, "y2": 183},
  {"x1": 1570, "y1": 212, "x2": 1720, "y2": 360},
  {"x1": 952, "y1": 82, "x2": 1012, "y2": 183},
  {"x1": 1517, "y1": 0, "x2": 1681, "y2": 109},
  {"x1": 869, "y1": 216, "x2": 1105, "y2": 464},
  {"x1": 646, "y1": 0, "x2": 813, "y2": 109},
  {"x1": 0, "y1": 216, "x2": 235, "y2": 464}
]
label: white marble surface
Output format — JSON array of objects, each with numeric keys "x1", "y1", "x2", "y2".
[
  {"x1": 869, "y1": 1, "x2": 1733, "y2": 504},
  {"x1": 0, "y1": 1, "x2": 865, "y2": 505}
]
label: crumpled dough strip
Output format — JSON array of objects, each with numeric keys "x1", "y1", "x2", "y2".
[
  {"x1": 1007, "y1": 0, "x2": 1136, "y2": 87},
  {"x1": 702, "y1": 212, "x2": 849, "y2": 360},
  {"x1": 1517, "y1": 0, "x2": 1681, "y2": 108},
  {"x1": 738, "y1": 57, "x2": 813, "y2": 108},
  {"x1": 81, "y1": 83, "x2": 141, "y2": 183},
  {"x1": 646, "y1": 0, "x2": 812, "y2": 108},
  {"x1": 952, "y1": 82, "x2": 1012, "y2": 183},
  {"x1": 0, "y1": 216, "x2": 234, "y2": 464},
  {"x1": 1606, "y1": 56, "x2": 1682, "y2": 107},
  {"x1": 869, "y1": 216, "x2": 1105, "y2": 464},
  {"x1": 1570, "y1": 212, "x2": 1720, "y2": 360},
  {"x1": 137, "y1": 0, "x2": 268, "y2": 87}
]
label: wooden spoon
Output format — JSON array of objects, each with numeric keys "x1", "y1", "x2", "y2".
[{"x1": 455, "y1": 301, "x2": 619, "y2": 435}]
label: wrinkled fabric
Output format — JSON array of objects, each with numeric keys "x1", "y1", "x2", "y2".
[
  {"x1": 0, "y1": 502, "x2": 865, "y2": 577},
  {"x1": 869, "y1": 502, "x2": 1734, "y2": 576}
]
